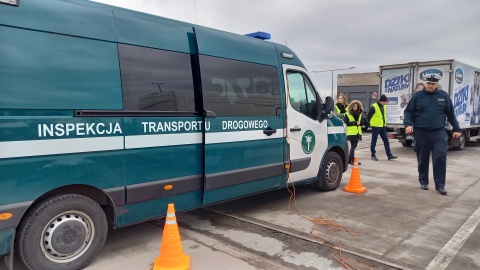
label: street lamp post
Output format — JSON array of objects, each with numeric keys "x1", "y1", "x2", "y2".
[{"x1": 312, "y1": 67, "x2": 356, "y2": 98}]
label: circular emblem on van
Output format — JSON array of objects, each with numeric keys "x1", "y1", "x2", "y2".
[
  {"x1": 420, "y1": 69, "x2": 443, "y2": 81},
  {"x1": 455, "y1": 68, "x2": 463, "y2": 84},
  {"x1": 301, "y1": 130, "x2": 316, "y2": 154}
]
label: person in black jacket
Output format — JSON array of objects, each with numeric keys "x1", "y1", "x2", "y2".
[
  {"x1": 404, "y1": 74, "x2": 461, "y2": 195},
  {"x1": 343, "y1": 100, "x2": 363, "y2": 165}
]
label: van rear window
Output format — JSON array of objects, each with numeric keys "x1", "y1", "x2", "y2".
[{"x1": 119, "y1": 44, "x2": 195, "y2": 112}]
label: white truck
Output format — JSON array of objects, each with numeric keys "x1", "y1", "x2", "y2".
[{"x1": 379, "y1": 59, "x2": 480, "y2": 150}]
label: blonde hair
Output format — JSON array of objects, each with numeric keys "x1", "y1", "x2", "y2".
[{"x1": 337, "y1": 93, "x2": 348, "y2": 106}]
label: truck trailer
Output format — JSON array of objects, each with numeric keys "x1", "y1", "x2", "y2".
[{"x1": 379, "y1": 59, "x2": 480, "y2": 150}]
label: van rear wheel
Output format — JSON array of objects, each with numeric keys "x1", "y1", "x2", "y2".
[
  {"x1": 316, "y1": 151, "x2": 343, "y2": 191},
  {"x1": 16, "y1": 194, "x2": 108, "y2": 270}
]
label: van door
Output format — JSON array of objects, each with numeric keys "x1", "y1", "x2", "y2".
[
  {"x1": 199, "y1": 55, "x2": 286, "y2": 205},
  {"x1": 283, "y1": 65, "x2": 329, "y2": 182}
]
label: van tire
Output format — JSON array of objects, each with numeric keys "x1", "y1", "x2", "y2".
[
  {"x1": 316, "y1": 151, "x2": 343, "y2": 191},
  {"x1": 16, "y1": 194, "x2": 108, "y2": 270}
]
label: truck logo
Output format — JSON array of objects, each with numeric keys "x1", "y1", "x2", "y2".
[
  {"x1": 420, "y1": 69, "x2": 443, "y2": 81},
  {"x1": 455, "y1": 68, "x2": 463, "y2": 84},
  {"x1": 301, "y1": 130, "x2": 316, "y2": 154}
]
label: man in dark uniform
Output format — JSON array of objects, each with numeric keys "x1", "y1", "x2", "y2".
[{"x1": 403, "y1": 74, "x2": 461, "y2": 195}]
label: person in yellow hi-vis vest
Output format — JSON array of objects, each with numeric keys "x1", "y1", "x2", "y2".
[
  {"x1": 343, "y1": 100, "x2": 363, "y2": 165},
  {"x1": 335, "y1": 93, "x2": 348, "y2": 118},
  {"x1": 367, "y1": 94, "x2": 398, "y2": 161}
]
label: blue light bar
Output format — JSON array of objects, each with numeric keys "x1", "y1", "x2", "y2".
[{"x1": 245, "y1": 31, "x2": 271, "y2": 40}]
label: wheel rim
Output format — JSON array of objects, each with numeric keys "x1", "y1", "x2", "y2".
[
  {"x1": 325, "y1": 160, "x2": 339, "y2": 184},
  {"x1": 41, "y1": 211, "x2": 95, "y2": 263}
]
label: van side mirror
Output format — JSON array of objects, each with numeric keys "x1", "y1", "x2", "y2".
[
  {"x1": 316, "y1": 94, "x2": 334, "y2": 122},
  {"x1": 324, "y1": 96, "x2": 334, "y2": 116}
]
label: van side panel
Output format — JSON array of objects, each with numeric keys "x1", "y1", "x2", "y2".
[
  {"x1": 116, "y1": 192, "x2": 202, "y2": 227},
  {"x1": 0, "y1": 118, "x2": 125, "y2": 206},
  {"x1": 116, "y1": 116, "x2": 204, "y2": 226},
  {"x1": 0, "y1": 0, "x2": 116, "y2": 41},
  {"x1": 0, "y1": 26, "x2": 122, "y2": 109},
  {"x1": 195, "y1": 27, "x2": 278, "y2": 66},
  {"x1": 113, "y1": 10, "x2": 195, "y2": 53}
]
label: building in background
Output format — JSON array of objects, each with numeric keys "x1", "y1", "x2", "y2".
[{"x1": 337, "y1": 72, "x2": 380, "y2": 129}]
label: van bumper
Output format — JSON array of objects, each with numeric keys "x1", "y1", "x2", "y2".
[
  {"x1": 0, "y1": 201, "x2": 32, "y2": 257},
  {"x1": 0, "y1": 201, "x2": 31, "y2": 231},
  {"x1": 0, "y1": 228, "x2": 15, "y2": 256}
]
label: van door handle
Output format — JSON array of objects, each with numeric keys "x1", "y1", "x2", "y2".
[
  {"x1": 263, "y1": 127, "x2": 277, "y2": 136},
  {"x1": 290, "y1": 126, "x2": 301, "y2": 132}
]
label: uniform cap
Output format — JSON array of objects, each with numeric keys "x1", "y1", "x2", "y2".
[{"x1": 425, "y1": 74, "x2": 442, "y2": 83}]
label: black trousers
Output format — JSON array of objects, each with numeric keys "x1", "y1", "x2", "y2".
[
  {"x1": 413, "y1": 128, "x2": 448, "y2": 189},
  {"x1": 348, "y1": 139, "x2": 358, "y2": 164}
]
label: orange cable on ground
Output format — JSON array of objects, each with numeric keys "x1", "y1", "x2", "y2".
[
  {"x1": 333, "y1": 245, "x2": 375, "y2": 270},
  {"x1": 285, "y1": 162, "x2": 372, "y2": 270}
]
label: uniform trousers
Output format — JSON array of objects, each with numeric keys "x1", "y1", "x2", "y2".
[{"x1": 413, "y1": 128, "x2": 449, "y2": 189}]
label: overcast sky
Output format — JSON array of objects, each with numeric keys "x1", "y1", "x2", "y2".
[{"x1": 94, "y1": 0, "x2": 480, "y2": 97}]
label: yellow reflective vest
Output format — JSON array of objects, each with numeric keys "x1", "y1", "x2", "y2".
[
  {"x1": 335, "y1": 104, "x2": 345, "y2": 117},
  {"x1": 370, "y1": 103, "x2": 386, "y2": 127},
  {"x1": 346, "y1": 113, "x2": 363, "y2": 136}
]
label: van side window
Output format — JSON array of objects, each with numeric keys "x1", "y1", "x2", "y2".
[
  {"x1": 287, "y1": 72, "x2": 317, "y2": 119},
  {"x1": 200, "y1": 55, "x2": 280, "y2": 117},
  {"x1": 119, "y1": 44, "x2": 195, "y2": 111}
]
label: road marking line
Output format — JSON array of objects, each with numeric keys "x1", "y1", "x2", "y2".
[{"x1": 426, "y1": 207, "x2": 480, "y2": 270}]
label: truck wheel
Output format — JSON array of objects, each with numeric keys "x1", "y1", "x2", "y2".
[
  {"x1": 16, "y1": 194, "x2": 108, "y2": 270},
  {"x1": 452, "y1": 132, "x2": 466, "y2": 151},
  {"x1": 316, "y1": 151, "x2": 343, "y2": 191},
  {"x1": 402, "y1": 140, "x2": 413, "y2": 147}
]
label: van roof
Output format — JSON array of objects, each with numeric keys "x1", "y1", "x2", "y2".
[{"x1": 0, "y1": 0, "x2": 305, "y2": 68}]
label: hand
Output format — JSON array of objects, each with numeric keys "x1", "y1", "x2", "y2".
[
  {"x1": 356, "y1": 121, "x2": 361, "y2": 126},
  {"x1": 452, "y1": 132, "x2": 462, "y2": 139},
  {"x1": 405, "y1": 126, "x2": 413, "y2": 134}
]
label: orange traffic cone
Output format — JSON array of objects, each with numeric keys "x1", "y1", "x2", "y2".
[
  {"x1": 153, "y1": 203, "x2": 190, "y2": 270},
  {"x1": 344, "y1": 158, "x2": 367, "y2": 194}
]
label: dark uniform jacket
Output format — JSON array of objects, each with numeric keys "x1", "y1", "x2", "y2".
[{"x1": 403, "y1": 89, "x2": 461, "y2": 131}]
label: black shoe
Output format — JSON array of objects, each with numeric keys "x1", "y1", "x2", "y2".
[
  {"x1": 388, "y1": 155, "x2": 398, "y2": 160},
  {"x1": 436, "y1": 188, "x2": 447, "y2": 195},
  {"x1": 349, "y1": 161, "x2": 353, "y2": 165},
  {"x1": 420, "y1": 185, "x2": 428, "y2": 190},
  {"x1": 371, "y1": 156, "x2": 378, "y2": 161}
]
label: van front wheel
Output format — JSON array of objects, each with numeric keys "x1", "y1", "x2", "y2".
[
  {"x1": 316, "y1": 151, "x2": 343, "y2": 191},
  {"x1": 16, "y1": 194, "x2": 108, "y2": 270}
]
